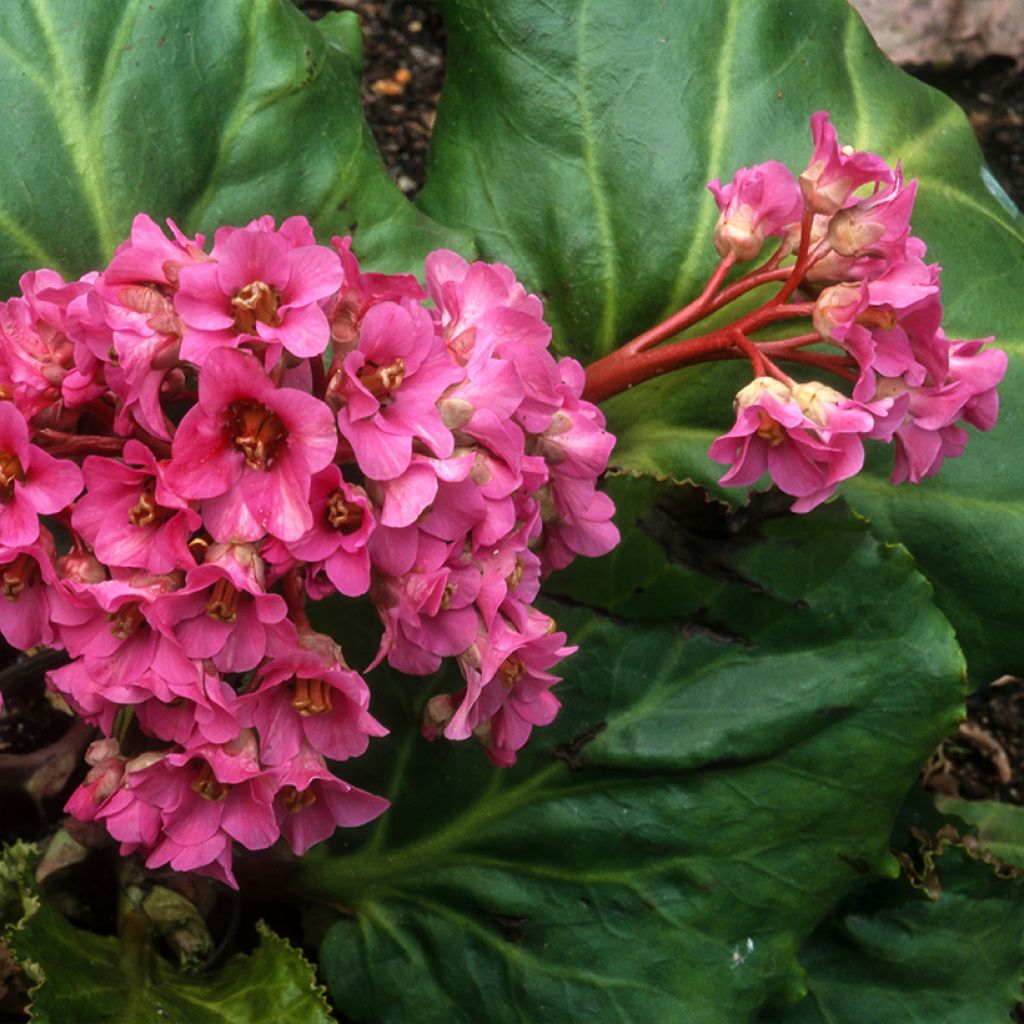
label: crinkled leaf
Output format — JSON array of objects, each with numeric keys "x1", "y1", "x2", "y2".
[
  {"x1": 306, "y1": 507, "x2": 963, "y2": 1023},
  {"x1": 0, "y1": 0, "x2": 467, "y2": 290},
  {"x1": 757, "y1": 846, "x2": 1024, "y2": 1023},
  {"x1": 419, "y1": 0, "x2": 1024, "y2": 684},
  {"x1": 935, "y1": 796, "x2": 1024, "y2": 871},
  {"x1": 0, "y1": 843, "x2": 333, "y2": 1024}
]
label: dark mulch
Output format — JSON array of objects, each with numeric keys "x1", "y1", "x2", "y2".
[{"x1": 300, "y1": 1, "x2": 445, "y2": 198}]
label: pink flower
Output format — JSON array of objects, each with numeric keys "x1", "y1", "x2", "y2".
[
  {"x1": 0, "y1": 534, "x2": 58, "y2": 649},
  {"x1": 708, "y1": 161, "x2": 804, "y2": 262},
  {"x1": 827, "y1": 168, "x2": 917, "y2": 262},
  {"x1": 709, "y1": 377, "x2": 883, "y2": 512},
  {"x1": 65, "y1": 738, "x2": 127, "y2": 823},
  {"x1": 174, "y1": 216, "x2": 341, "y2": 365},
  {"x1": 874, "y1": 333, "x2": 1007, "y2": 484},
  {"x1": 154, "y1": 542, "x2": 291, "y2": 674},
  {"x1": 326, "y1": 235, "x2": 425, "y2": 347},
  {"x1": 332, "y1": 300, "x2": 462, "y2": 480},
  {"x1": 0, "y1": 269, "x2": 98, "y2": 425},
  {"x1": 167, "y1": 347, "x2": 336, "y2": 542},
  {"x1": 280, "y1": 466, "x2": 375, "y2": 598},
  {"x1": 272, "y1": 743, "x2": 389, "y2": 856},
  {"x1": 103, "y1": 213, "x2": 207, "y2": 291},
  {"x1": 427, "y1": 602, "x2": 574, "y2": 766},
  {"x1": 129, "y1": 734, "x2": 279, "y2": 889},
  {"x1": 0, "y1": 402, "x2": 82, "y2": 547},
  {"x1": 73, "y1": 440, "x2": 199, "y2": 574},
  {"x1": 799, "y1": 111, "x2": 893, "y2": 214},
  {"x1": 238, "y1": 631, "x2": 386, "y2": 766}
]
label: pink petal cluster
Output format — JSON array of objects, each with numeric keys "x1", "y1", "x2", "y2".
[
  {"x1": 0, "y1": 215, "x2": 618, "y2": 885},
  {"x1": 709, "y1": 113, "x2": 1005, "y2": 507}
]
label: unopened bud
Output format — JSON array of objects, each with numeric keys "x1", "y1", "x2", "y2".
[
  {"x1": 792, "y1": 381, "x2": 845, "y2": 427},
  {"x1": 734, "y1": 376, "x2": 792, "y2": 411},
  {"x1": 813, "y1": 283, "x2": 863, "y2": 339}
]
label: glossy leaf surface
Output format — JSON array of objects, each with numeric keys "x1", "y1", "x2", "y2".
[
  {"x1": 0, "y1": 0, "x2": 465, "y2": 291},
  {"x1": 419, "y1": 0, "x2": 1024, "y2": 684},
  {"x1": 311, "y1": 509, "x2": 963, "y2": 1023}
]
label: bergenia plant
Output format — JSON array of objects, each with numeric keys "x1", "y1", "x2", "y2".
[{"x1": 0, "y1": 1, "x2": 1022, "y2": 1022}]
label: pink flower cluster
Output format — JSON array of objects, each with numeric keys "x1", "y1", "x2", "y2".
[
  {"x1": 707, "y1": 112, "x2": 1006, "y2": 510},
  {"x1": 0, "y1": 215, "x2": 618, "y2": 885}
]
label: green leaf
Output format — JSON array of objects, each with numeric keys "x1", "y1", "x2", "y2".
[
  {"x1": 756, "y1": 849, "x2": 1024, "y2": 1023},
  {"x1": 0, "y1": 843, "x2": 334, "y2": 1024},
  {"x1": 0, "y1": 0, "x2": 467, "y2": 289},
  {"x1": 305, "y1": 508, "x2": 963, "y2": 1023},
  {"x1": 419, "y1": 0, "x2": 1024, "y2": 684},
  {"x1": 541, "y1": 472, "x2": 724, "y2": 619}
]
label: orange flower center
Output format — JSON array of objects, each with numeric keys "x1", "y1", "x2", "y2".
[
  {"x1": 109, "y1": 602, "x2": 144, "y2": 640},
  {"x1": 2, "y1": 553, "x2": 36, "y2": 601},
  {"x1": 357, "y1": 358, "x2": 406, "y2": 400},
  {"x1": 232, "y1": 280, "x2": 281, "y2": 334},
  {"x1": 280, "y1": 785, "x2": 317, "y2": 814},
  {"x1": 205, "y1": 578, "x2": 240, "y2": 623},
  {"x1": 228, "y1": 399, "x2": 287, "y2": 471},
  {"x1": 191, "y1": 761, "x2": 228, "y2": 802},
  {"x1": 326, "y1": 491, "x2": 364, "y2": 534},
  {"x1": 0, "y1": 450, "x2": 24, "y2": 502},
  {"x1": 756, "y1": 410, "x2": 786, "y2": 447},
  {"x1": 290, "y1": 677, "x2": 333, "y2": 717}
]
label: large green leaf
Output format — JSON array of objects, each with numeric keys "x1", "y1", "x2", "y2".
[
  {"x1": 541, "y1": 472, "x2": 725, "y2": 619},
  {"x1": 757, "y1": 804, "x2": 1024, "y2": 1024},
  {"x1": 0, "y1": 0, "x2": 466, "y2": 290},
  {"x1": 418, "y1": 0, "x2": 1024, "y2": 684},
  {"x1": 0, "y1": 842, "x2": 334, "y2": 1024},
  {"x1": 303, "y1": 508, "x2": 963, "y2": 1023}
]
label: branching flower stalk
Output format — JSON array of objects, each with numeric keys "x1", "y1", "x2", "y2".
[{"x1": 585, "y1": 112, "x2": 1007, "y2": 512}]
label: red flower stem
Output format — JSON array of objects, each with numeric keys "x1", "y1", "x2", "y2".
[
  {"x1": 758, "y1": 332, "x2": 822, "y2": 351},
  {"x1": 621, "y1": 253, "x2": 735, "y2": 357},
  {"x1": 761, "y1": 347, "x2": 859, "y2": 382},
  {"x1": 708, "y1": 267, "x2": 791, "y2": 313},
  {"x1": 282, "y1": 567, "x2": 311, "y2": 630},
  {"x1": 310, "y1": 354, "x2": 327, "y2": 400},
  {"x1": 33, "y1": 431, "x2": 131, "y2": 458},
  {"x1": 731, "y1": 332, "x2": 770, "y2": 378},
  {"x1": 583, "y1": 301, "x2": 815, "y2": 403},
  {"x1": 770, "y1": 210, "x2": 816, "y2": 307}
]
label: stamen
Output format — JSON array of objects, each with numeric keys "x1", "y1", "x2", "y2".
[
  {"x1": 109, "y1": 602, "x2": 144, "y2": 640},
  {"x1": 280, "y1": 785, "x2": 317, "y2": 813},
  {"x1": 855, "y1": 307, "x2": 898, "y2": 331},
  {"x1": 231, "y1": 280, "x2": 282, "y2": 334},
  {"x1": 205, "y1": 577, "x2": 240, "y2": 623},
  {"x1": 498, "y1": 656, "x2": 526, "y2": 690},
  {"x1": 191, "y1": 761, "x2": 229, "y2": 802},
  {"x1": 0, "y1": 450, "x2": 25, "y2": 502},
  {"x1": 2, "y1": 553, "x2": 36, "y2": 601},
  {"x1": 506, "y1": 558, "x2": 524, "y2": 593},
  {"x1": 128, "y1": 483, "x2": 171, "y2": 528},
  {"x1": 357, "y1": 358, "x2": 406, "y2": 400},
  {"x1": 290, "y1": 677, "x2": 333, "y2": 716},
  {"x1": 756, "y1": 410, "x2": 786, "y2": 447},
  {"x1": 227, "y1": 399, "x2": 288, "y2": 471},
  {"x1": 326, "y1": 491, "x2": 364, "y2": 534}
]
